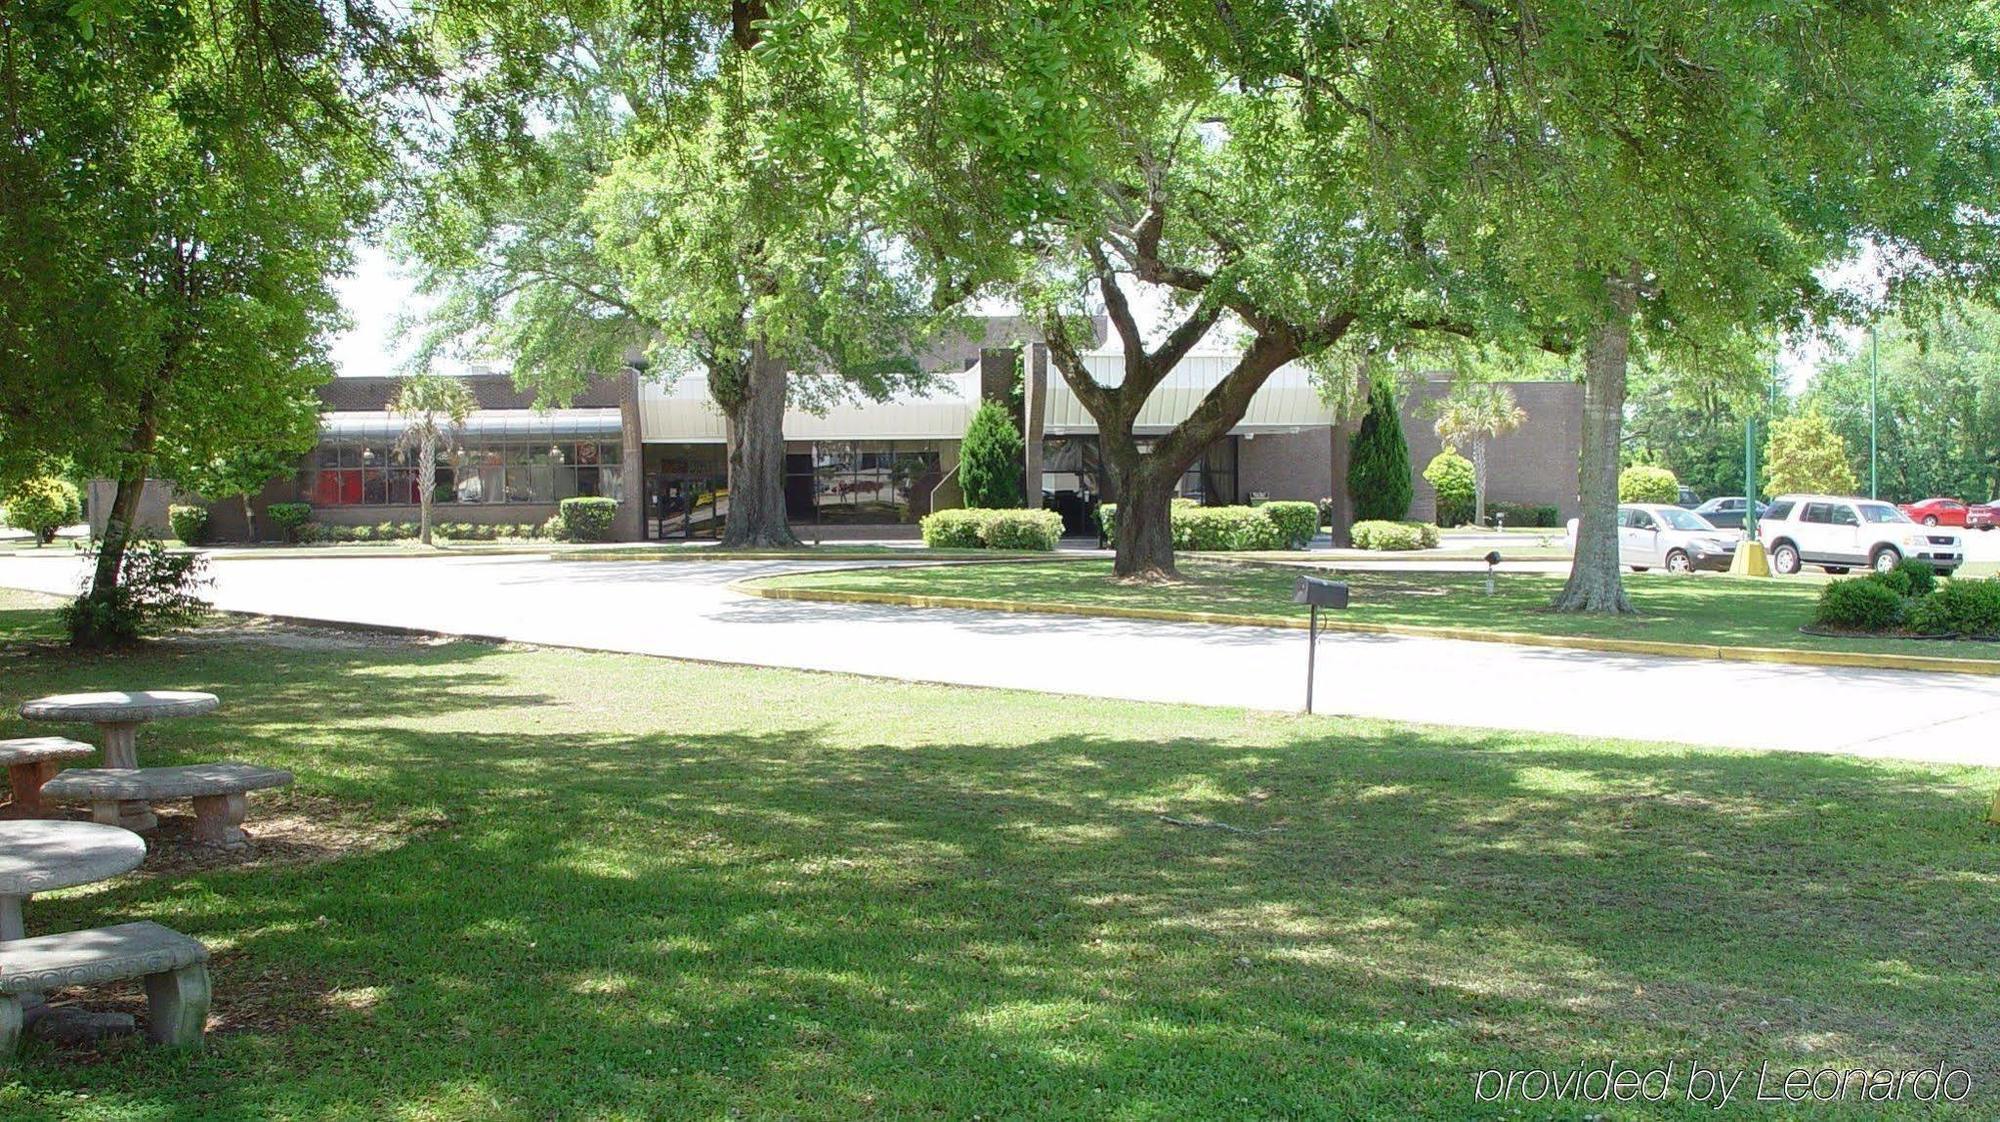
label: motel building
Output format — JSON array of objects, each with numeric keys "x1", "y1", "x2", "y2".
[{"x1": 98, "y1": 321, "x2": 1584, "y2": 543}]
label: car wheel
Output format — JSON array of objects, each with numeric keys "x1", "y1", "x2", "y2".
[
  {"x1": 1630, "y1": 566, "x2": 1649, "y2": 572},
  {"x1": 1924, "y1": 515, "x2": 1940, "y2": 526},
  {"x1": 1771, "y1": 543, "x2": 1800, "y2": 575},
  {"x1": 1871, "y1": 546, "x2": 1901, "y2": 573},
  {"x1": 1665, "y1": 549, "x2": 1692, "y2": 573},
  {"x1": 1824, "y1": 566, "x2": 1851, "y2": 574}
]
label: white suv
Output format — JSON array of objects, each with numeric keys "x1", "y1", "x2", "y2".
[{"x1": 1757, "y1": 494, "x2": 1963, "y2": 576}]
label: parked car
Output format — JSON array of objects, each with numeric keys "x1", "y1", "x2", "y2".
[
  {"x1": 1691, "y1": 495, "x2": 1766, "y2": 530},
  {"x1": 1897, "y1": 497, "x2": 1974, "y2": 527},
  {"x1": 1616, "y1": 504, "x2": 1738, "y2": 573},
  {"x1": 1676, "y1": 485, "x2": 1701, "y2": 508},
  {"x1": 1970, "y1": 502, "x2": 1998, "y2": 531},
  {"x1": 1757, "y1": 494, "x2": 1963, "y2": 576}
]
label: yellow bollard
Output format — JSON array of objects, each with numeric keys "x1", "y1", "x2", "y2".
[{"x1": 1730, "y1": 540, "x2": 1771, "y2": 578}]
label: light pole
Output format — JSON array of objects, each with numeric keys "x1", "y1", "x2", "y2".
[{"x1": 1868, "y1": 323, "x2": 1880, "y2": 499}]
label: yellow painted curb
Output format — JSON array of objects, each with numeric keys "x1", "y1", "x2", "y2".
[
  {"x1": 573, "y1": 549, "x2": 1088, "y2": 564},
  {"x1": 734, "y1": 580, "x2": 2000, "y2": 678}
]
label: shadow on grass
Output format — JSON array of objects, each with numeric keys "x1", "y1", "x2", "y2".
[{"x1": 0, "y1": 617, "x2": 1995, "y2": 1118}]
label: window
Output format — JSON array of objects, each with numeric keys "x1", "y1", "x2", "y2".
[
  {"x1": 1859, "y1": 503, "x2": 1907, "y2": 524},
  {"x1": 784, "y1": 441, "x2": 943, "y2": 524},
  {"x1": 1657, "y1": 508, "x2": 1709, "y2": 531},
  {"x1": 1801, "y1": 503, "x2": 1833, "y2": 524},
  {"x1": 303, "y1": 439, "x2": 625, "y2": 507},
  {"x1": 1831, "y1": 505, "x2": 1860, "y2": 527},
  {"x1": 1628, "y1": 510, "x2": 1657, "y2": 530},
  {"x1": 1763, "y1": 500, "x2": 1795, "y2": 522}
]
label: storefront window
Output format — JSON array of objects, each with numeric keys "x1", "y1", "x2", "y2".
[
  {"x1": 303, "y1": 439, "x2": 626, "y2": 506},
  {"x1": 786, "y1": 441, "x2": 942, "y2": 524}
]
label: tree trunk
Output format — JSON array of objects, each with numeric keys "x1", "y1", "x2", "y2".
[
  {"x1": 720, "y1": 342, "x2": 799, "y2": 549},
  {"x1": 1473, "y1": 439, "x2": 1489, "y2": 527},
  {"x1": 91, "y1": 464, "x2": 149, "y2": 596},
  {"x1": 418, "y1": 436, "x2": 437, "y2": 545},
  {"x1": 1110, "y1": 456, "x2": 1178, "y2": 580},
  {"x1": 1552, "y1": 277, "x2": 1638, "y2": 615},
  {"x1": 241, "y1": 495, "x2": 257, "y2": 542}
]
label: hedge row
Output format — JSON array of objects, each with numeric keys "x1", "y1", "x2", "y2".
[
  {"x1": 919, "y1": 508, "x2": 1065, "y2": 550},
  {"x1": 1489, "y1": 502, "x2": 1562, "y2": 528},
  {"x1": 1349, "y1": 520, "x2": 1441, "y2": 551},
  {"x1": 1813, "y1": 561, "x2": 2000, "y2": 638},
  {"x1": 1095, "y1": 501, "x2": 1318, "y2": 551}
]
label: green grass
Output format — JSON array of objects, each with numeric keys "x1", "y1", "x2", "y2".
[
  {"x1": 1, "y1": 587, "x2": 1997, "y2": 1118},
  {"x1": 578, "y1": 544, "x2": 1056, "y2": 562},
  {"x1": 756, "y1": 558, "x2": 2000, "y2": 661}
]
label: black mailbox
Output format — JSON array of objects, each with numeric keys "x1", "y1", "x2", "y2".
[
  {"x1": 1484, "y1": 550, "x2": 1502, "y2": 566},
  {"x1": 1293, "y1": 575, "x2": 1349, "y2": 609}
]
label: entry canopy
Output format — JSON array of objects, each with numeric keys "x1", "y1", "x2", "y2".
[{"x1": 319, "y1": 409, "x2": 623, "y2": 442}]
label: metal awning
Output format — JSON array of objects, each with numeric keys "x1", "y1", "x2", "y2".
[{"x1": 318, "y1": 409, "x2": 623, "y2": 442}]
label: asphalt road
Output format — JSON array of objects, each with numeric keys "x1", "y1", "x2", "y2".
[{"x1": 0, "y1": 550, "x2": 1995, "y2": 767}]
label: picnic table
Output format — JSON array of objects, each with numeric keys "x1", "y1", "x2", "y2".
[
  {"x1": 19, "y1": 691, "x2": 219, "y2": 830},
  {"x1": 0, "y1": 820, "x2": 147, "y2": 1037}
]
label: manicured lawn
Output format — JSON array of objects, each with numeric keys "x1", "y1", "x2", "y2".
[
  {"x1": 757, "y1": 558, "x2": 2000, "y2": 661},
  {"x1": 0, "y1": 587, "x2": 1996, "y2": 1118}
]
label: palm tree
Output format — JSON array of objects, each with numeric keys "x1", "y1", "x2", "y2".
[
  {"x1": 390, "y1": 374, "x2": 477, "y2": 544},
  {"x1": 1434, "y1": 385, "x2": 1527, "y2": 527}
]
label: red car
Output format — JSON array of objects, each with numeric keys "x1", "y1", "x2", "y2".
[{"x1": 1899, "y1": 497, "x2": 1976, "y2": 527}]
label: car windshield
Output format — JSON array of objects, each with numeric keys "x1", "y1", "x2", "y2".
[
  {"x1": 1859, "y1": 503, "x2": 1908, "y2": 524},
  {"x1": 1656, "y1": 508, "x2": 1712, "y2": 531}
]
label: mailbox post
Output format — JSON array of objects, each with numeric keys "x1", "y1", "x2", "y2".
[
  {"x1": 1483, "y1": 550, "x2": 1502, "y2": 596},
  {"x1": 1293, "y1": 575, "x2": 1350, "y2": 714}
]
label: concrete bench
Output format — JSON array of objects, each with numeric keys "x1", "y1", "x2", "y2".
[
  {"x1": 0, "y1": 739, "x2": 94, "y2": 817},
  {"x1": 41, "y1": 763, "x2": 293, "y2": 848},
  {"x1": 0, "y1": 921, "x2": 210, "y2": 1054}
]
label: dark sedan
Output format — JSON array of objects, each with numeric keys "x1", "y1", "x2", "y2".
[{"x1": 1691, "y1": 496, "x2": 1766, "y2": 530}]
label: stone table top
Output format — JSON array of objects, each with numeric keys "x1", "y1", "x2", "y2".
[
  {"x1": 0, "y1": 821, "x2": 145, "y2": 897},
  {"x1": 19, "y1": 691, "x2": 219, "y2": 725},
  {"x1": 0, "y1": 737, "x2": 95, "y2": 763}
]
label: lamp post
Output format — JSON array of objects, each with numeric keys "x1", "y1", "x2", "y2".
[{"x1": 1868, "y1": 323, "x2": 1880, "y2": 499}]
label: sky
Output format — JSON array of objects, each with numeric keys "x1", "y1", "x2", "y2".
[{"x1": 328, "y1": 238, "x2": 1859, "y2": 389}]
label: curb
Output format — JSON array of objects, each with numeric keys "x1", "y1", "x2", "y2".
[
  {"x1": 570, "y1": 549, "x2": 1094, "y2": 564},
  {"x1": 735, "y1": 581, "x2": 2000, "y2": 678}
]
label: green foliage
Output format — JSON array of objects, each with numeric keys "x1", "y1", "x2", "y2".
[
  {"x1": 1347, "y1": 382, "x2": 1412, "y2": 522},
  {"x1": 1489, "y1": 503, "x2": 1563, "y2": 529},
  {"x1": 1906, "y1": 578, "x2": 2000, "y2": 638},
  {"x1": 1422, "y1": 452, "x2": 1476, "y2": 527},
  {"x1": 1765, "y1": 408, "x2": 1860, "y2": 497},
  {"x1": 919, "y1": 509, "x2": 1063, "y2": 551},
  {"x1": 1260, "y1": 502, "x2": 1320, "y2": 550},
  {"x1": 1812, "y1": 578, "x2": 1907, "y2": 633},
  {"x1": 556, "y1": 498, "x2": 619, "y2": 543},
  {"x1": 268, "y1": 503, "x2": 312, "y2": 542},
  {"x1": 61, "y1": 539, "x2": 208, "y2": 648},
  {"x1": 1806, "y1": 307, "x2": 2000, "y2": 503},
  {"x1": 2, "y1": 476, "x2": 81, "y2": 543},
  {"x1": 167, "y1": 504, "x2": 208, "y2": 546},
  {"x1": 1618, "y1": 466, "x2": 1682, "y2": 505},
  {"x1": 1095, "y1": 503, "x2": 1315, "y2": 551},
  {"x1": 1350, "y1": 521, "x2": 1441, "y2": 551},
  {"x1": 1872, "y1": 559, "x2": 1939, "y2": 600},
  {"x1": 959, "y1": 400, "x2": 1025, "y2": 508}
]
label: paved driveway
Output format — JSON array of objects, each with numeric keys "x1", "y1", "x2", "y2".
[{"x1": 0, "y1": 551, "x2": 1995, "y2": 767}]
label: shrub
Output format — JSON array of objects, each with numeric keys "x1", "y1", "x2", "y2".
[
  {"x1": 919, "y1": 508, "x2": 1062, "y2": 550},
  {"x1": 1347, "y1": 380, "x2": 1412, "y2": 521},
  {"x1": 3, "y1": 476, "x2": 82, "y2": 544},
  {"x1": 1350, "y1": 520, "x2": 1440, "y2": 550},
  {"x1": 268, "y1": 502, "x2": 312, "y2": 542},
  {"x1": 958, "y1": 399, "x2": 1025, "y2": 508},
  {"x1": 1892, "y1": 558, "x2": 1938, "y2": 599},
  {"x1": 61, "y1": 538, "x2": 209, "y2": 647},
  {"x1": 166, "y1": 504, "x2": 208, "y2": 545},
  {"x1": 1618, "y1": 465, "x2": 1680, "y2": 504},
  {"x1": 1096, "y1": 502, "x2": 1314, "y2": 550},
  {"x1": 1812, "y1": 577, "x2": 1905, "y2": 632},
  {"x1": 1906, "y1": 577, "x2": 2000, "y2": 638},
  {"x1": 558, "y1": 497, "x2": 619, "y2": 542},
  {"x1": 1262, "y1": 501, "x2": 1320, "y2": 549},
  {"x1": 1422, "y1": 452, "x2": 1475, "y2": 527},
  {"x1": 1489, "y1": 502, "x2": 1562, "y2": 528}
]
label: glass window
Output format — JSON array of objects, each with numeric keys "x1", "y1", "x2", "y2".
[
  {"x1": 1858, "y1": 503, "x2": 1907, "y2": 523},
  {"x1": 1763, "y1": 500, "x2": 1794, "y2": 522},
  {"x1": 1629, "y1": 510, "x2": 1657, "y2": 530},
  {"x1": 1831, "y1": 504, "x2": 1860, "y2": 527},
  {"x1": 1801, "y1": 503, "x2": 1832, "y2": 524},
  {"x1": 1657, "y1": 508, "x2": 1710, "y2": 531}
]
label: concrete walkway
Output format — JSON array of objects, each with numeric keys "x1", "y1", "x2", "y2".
[{"x1": 0, "y1": 551, "x2": 1995, "y2": 768}]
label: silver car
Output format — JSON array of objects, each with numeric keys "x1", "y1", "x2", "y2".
[{"x1": 1617, "y1": 503, "x2": 1738, "y2": 573}]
